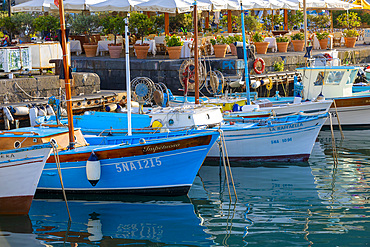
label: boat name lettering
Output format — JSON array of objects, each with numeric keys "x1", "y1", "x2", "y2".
[
  {"x1": 268, "y1": 123, "x2": 303, "y2": 131},
  {"x1": 143, "y1": 143, "x2": 181, "y2": 153},
  {"x1": 115, "y1": 158, "x2": 162, "y2": 172},
  {"x1": 0, "y1": 154, "x2": 15, "y2": 159}
]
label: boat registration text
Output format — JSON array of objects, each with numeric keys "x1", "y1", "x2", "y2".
[{"x1": 115, "y1": 158, "x2": 162, "y2": 172}]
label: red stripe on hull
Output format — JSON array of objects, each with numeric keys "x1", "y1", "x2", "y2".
[
  {"x1": 207, "y1": 154, "x2": 310, "y2": 162},
  {"x1": 0, "y1": 195, "x2": 34, "y2": 215},
  {"x1": 0, "y1": 159, "x2": 44, "y2": 169}
]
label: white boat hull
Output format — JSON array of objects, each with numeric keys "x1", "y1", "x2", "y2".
[
  {"x1": 208, "y1": 116, "x2": 327, "y2": 162},
  {"x1": 326, "y1": 104, "x2": 370, "y2": 127},
  {"x1": 0, "y1": 145, "x2": 52, "y2": 215}
]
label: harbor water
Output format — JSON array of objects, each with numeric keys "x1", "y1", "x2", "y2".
[{"x1": 0, "y1": 129, "x2": 368, "y2": 246}]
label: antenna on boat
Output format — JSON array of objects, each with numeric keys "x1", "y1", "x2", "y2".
[
  {"x1": 240, "y1": 2, "x2": 251, "y2": 105},
  {"x1": 56, "y1": 0, "x2": 75, "y2": 149},
  {"x1": 193, "y1": 0, "x2": 199, "y2": 104},
  {"x1": 125, "y1": 14, "x2": 132, "y2": 136}
]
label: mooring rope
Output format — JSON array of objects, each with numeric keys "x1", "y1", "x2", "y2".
[
  {"x1": 332, "y1": 99, "x2": 344, "y2": 139},
  {"x1": 218, "y1": 129, "x2": 238, "y2": 202},
  {"x1": 51, "y1": 141, "x2": 72, "y2": 221},
  {"x1": 329, "y1": 113, "x2": 339, "y2": 166}
]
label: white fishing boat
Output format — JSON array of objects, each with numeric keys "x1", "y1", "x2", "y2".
[
  {"x1": 297, "y1": 66, "x2": 370, "y2": 128},
  {"x1": 0, "y1": 143, "x2": 52, "y2": 215}
]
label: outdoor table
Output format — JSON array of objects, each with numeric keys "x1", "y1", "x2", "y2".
[
  {"x1": 264, "y1": 37, "x2": 277, "y2": 52},
  {"x1": 135, "y1": 40, "x2": 156, "y2": 56},
  {"x1": 181, "y1": 40, "x2": 193, "y2": 58},
  {"x1": 97, "y1": 40, "x2": 114, "y2": 55},
  {"x1": 70, "y1": 40, "x2": 82, "y2": 55}
]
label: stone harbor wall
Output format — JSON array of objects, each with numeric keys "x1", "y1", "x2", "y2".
[
  {"x1": 72, "y1": 46, "x2": 370, "y2": 95},
  {"x1": 0, "y1": 72, "x2": 100, "y2": 103}
]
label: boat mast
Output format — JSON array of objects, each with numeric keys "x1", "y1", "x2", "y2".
[
  {"x1": 125, "y1": 14, "x2": 132, "y2": 136},
  {"x1": 194, "y1": 0, "x2": 199, "y2": 104},
  {"x1": 241, "y1": 3, "x2": 251, "y2": 105},
  {"x1": 57, "y1": 0, "x2": 75, "y2": 149}
]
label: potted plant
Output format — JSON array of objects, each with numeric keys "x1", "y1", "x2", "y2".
[
  {"x1": 129, "y1": 13, "x2": 154, "y2": 59},
  {"x1": 291, "y1": 32, "x2": 305, "y2": 52},
  {"x1": 252, "y1": 32, "x2": 269, "y2": 54},
  {"x1": 71, "y1": 14, "x2": 100, "y2": 57},
  {"x1": 287, "y1": 10, "x2": 304, "y2": 30},
  {"x1": 276, "y1": 36, "x2": 289, "y2": 53},
  {"x1": 100, "y1": 15, "x2": 125, "y2": 58},
  {"x1": 337, "y1": 12, "x2": 361, "y2": 48},
  {"x1": 316, "y1": 31, "x2": 329, "y2": 50},
  {"x1": 165, "y1": 34, "x2": 183, "y2": 59},
  {"x1": 343, "y1": 29, "x2": 359, "y2": 48},
  {"x1": 210, "y1": 35, "x2": 228, "y2": 58}
]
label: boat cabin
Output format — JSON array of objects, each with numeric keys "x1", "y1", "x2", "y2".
[{"x1": 296, "y1": 66, "x2": 359, "y2": 100}]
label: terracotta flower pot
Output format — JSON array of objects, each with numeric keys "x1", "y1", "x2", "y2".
[
  {"x1": 345, "y1": 37, "x2": 357, "y2": 48},
  {"x1": 134, "y1": 45, "x2": 150, "y2": 59},
  {"x1": 83, "y1": 44, "x2": 98, "y2": 57},
  {"x1": 254, "y1": 42, "x2": 269, "y2": 54},
  {"x1": 108, "y1": 45, "x2": 122, "y2": 58},
  {"x1": 319, "y1": 38, "x2": 328, "y2": 49},
  {"x1": 292, "y1": 40, "x2": 305, "y2": 52},
  {"x1": 167, "y1": 46, "x2": 183, "y2": 59},
  {"x1": 229, "y1": 43, "x2": 237, "y2": 56},
  {"x1": 277, "y1": 42, "x2": 288, "y2": 53},
  {"x1": 213, "y1": 44, "x2": 228, "y2": 58}
]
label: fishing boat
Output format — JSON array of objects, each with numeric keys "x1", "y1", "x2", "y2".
[
  {"x1": 0, "y1": 143, "x2": 52, "y2": 215},
  {"x1": 296, "y1": 66, "x2": 370, "y2": 128},
  {"x1": 11, "y1": 2, "x2": 219, "y2": 197}
]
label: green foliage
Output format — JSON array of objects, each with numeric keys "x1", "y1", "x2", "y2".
[
  {"x1": 169, "y1": 13, "x2": 192, "y2": 33},
  {"x1": 227, "y1": 35, "x2": 243, "y2": 44},
  {"x1": 262, "y1": 14, "x2": 283, "y2": 31},
  {"x1": 308, "y1": 14, "x2": 331, "y2": 29},
  {"x1": 11, "y1": 13, "x2": 35, "y2": 35},
  {"x1": 251, "y1": 31, "x2": 265, "y2": 43},
  {"x1": 276, "y1": 36, "x2": 289, "y2": 43},
  {"x1": 337, "y1": 12, "x2": 361, "y2": 29},
  {"x1": 0, "y1": 16, "x2": 16, "y2": 35},
  {"x1": 287, "y1": 10, "x2": 303, "y2": 30},
  {"x1": 244, "y1": 15, "x2": 262, "y2": 31},
  {"x1": 33, "y1": 15, "x2": 60, "y2": 33},
  {"x1": 128, "y1": 12, "x2": 154, "y2": 42},
  {"x1": 220, "y1": 13, "x2": 239, "y2": 32},
  {"x1": 343, "y1": 29, "x2": 359, "y2": 37},
  {"x1": 291, "y1": 32, "x2": 304, "y2": 40},
  {"x1": 273, "y1": 60, "x2": 284, "y2": 72},
  {"x1": 71, "y1": 14, "x2": 100, "y2": 35},
  {"x1": 210, "y1": 35, "x2": 227, "y2": 45},
  {"x1": 165, "y1": 34, "x2": 183, "y2": 47},
  {"x1": 151, "y1": 14, "x2": 164, "y2": 34},
  {"x1": 316, "y1": 31, "x2": 329, "y2": 40}
]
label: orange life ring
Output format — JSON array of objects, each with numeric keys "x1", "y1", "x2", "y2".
[{"x1": 253, "y1": 58, "x2": 265, "y2": 74}]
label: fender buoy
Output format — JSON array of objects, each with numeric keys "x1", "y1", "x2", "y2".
[
  {"x1": 266, "y1": 78, "x2": 273, "y2": 90},
  {"x1": 253, "y1": 58, "x2": 265, "y2": 74},
  {"x1": 86, "y1": 151, "x2": 100, "y2": 186}
]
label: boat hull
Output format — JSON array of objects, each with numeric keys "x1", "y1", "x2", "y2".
[
  {"x1": 37, "y1": 131, "x2": 219, "y2": 196},
  {"x1": 324, "y1": 96, "x2": 370, "y2": 128},
  {"x1": 0, "y1": 145, "x2": 52, "y2": 215},
  {"x1": 207, "y1": 115, "x2": 327, "y2": 162}
]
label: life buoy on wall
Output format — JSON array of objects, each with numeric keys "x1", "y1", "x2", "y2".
[{"x1": 253, "y1": 58, "x2": 265, "y2": 74}]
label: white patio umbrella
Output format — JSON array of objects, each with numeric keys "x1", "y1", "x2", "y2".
[
  {"x1": 11, "y1": 0, "x2": 53, "y2": 12},
  {"x1": 133, "y1": 0, "x2": 212, "y2": 14},
  {"x1": 89, "y1": 0, "x2": 146, "y2": 12},
  {"x1": 49, "y1": 0, "x2": 106, "y2": 11},
  {"x1": 206, "y1": 0, "x2": 240, "y2": 10}
]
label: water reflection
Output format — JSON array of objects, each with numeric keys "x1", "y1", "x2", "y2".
[
  {"x1": 1, "y1": 130, "x2": 369, "y2": 246},
  {"x1": 29, "y1": 196, "x2": 215, "y2": 246}
]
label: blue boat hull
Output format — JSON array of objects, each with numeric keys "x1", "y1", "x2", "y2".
[{"x1": 37, "y1": 131, "x2": 219, "y2": 196}]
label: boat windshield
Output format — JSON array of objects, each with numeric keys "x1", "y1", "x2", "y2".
[{"x1": 347, "y1": 69, "x2": 358, "y2": 84}]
